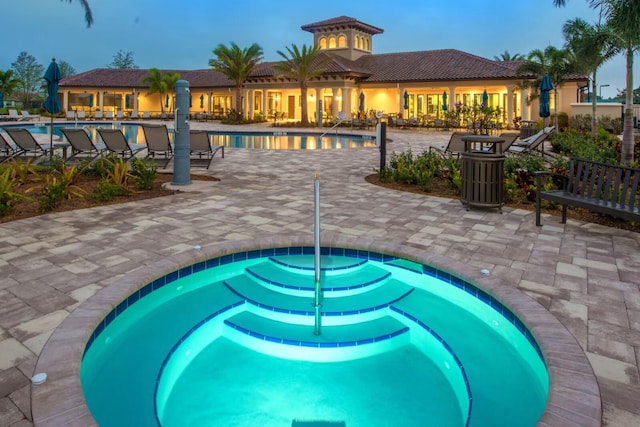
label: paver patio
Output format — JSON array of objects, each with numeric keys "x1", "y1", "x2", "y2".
[{"x1": 0, "y1": 121, "x2": 638, "y2": 426}]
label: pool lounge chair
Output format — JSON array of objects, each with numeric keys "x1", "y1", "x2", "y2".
[
  {"x1": 141, "y1": 124, "x2": 174, "y2": 168},
  {"x1": 507, "y1": 126, "x2": 556, "y2": 155},
  {"x1": 61, "y1": 128, "x2": 105, "y2": 162},
  {"x1": 8, "y1": 110, "x2": 23, "y2": 121},
  {"x1": 97, "y1": 128, "x2": 145, "y2": 160},
  {"x1": 66, "y1": 110, "x2": 76, "y2": 120},
  {"x1": 189, "y1": 130, "x2": 224, "y2": 169},
  {"x1": 0, "y1": 132, "x2": 18, "y2": 163},
  {"x1": 21, "y1": 111, "x2": 39, "y2": 121},
  {"x1": 3, "y1": 127, "x2": 53, "y2": 160},
  {"x1": 93, "y1": 110, "x2": 103, "y2": 120},
  {"x1": 105, "y1": 111, "x2": 114, "y2": 121},
  {"x1": 116, "y1": 111, "x2": 125, "y2": 120},
  {"x1": 429, "y1": 132, "x2": 470, "y2": 158},
  {"x1": 129, "y1": 110, "x2": 139, "y2": 120},
  {"x1": 77, "y1": 111, "x2": 87, "y2": 120}
]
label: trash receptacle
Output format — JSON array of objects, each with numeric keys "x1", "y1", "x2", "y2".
[
  {"x1": 460, "y1": 135, "x2": 506, "y2": 211},
  {"x1": 520, "y1": 120, "x2": 537, "y2": 139}
]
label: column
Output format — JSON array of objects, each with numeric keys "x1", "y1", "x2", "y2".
[
  {"x1": 261, "y1": 90, "x2": 267, "y2": 118},
  {"x1": 520, "y1": 88, "x2": 529, "y2": 121},
  {"x1": 247, "y1": 89, "x2": 254, "y2": 119},
  {"x1": 343, "y1": 88, "x2": 351, "y2": 117},
  {"x1": 331, "y1": 87, "x2": 338, "y2": 121},
  {"x1": 449, "y1": 86, "x2": 456, "y2": 111},
  {"x1": 208, "y1": 92, "x2": 212, "y2": 116},
  {"x1": 397, "y1": 87, "x2": 404, "y2": 115},
  {"x1": 99, "y1": 91, "x2": 104, "y2": 111},
  {"x1": 133, "y1": 89, "x2": 139, "y2": 113},
  {"x1": 506, "y1": 85, "x2": 514, "y2": 129},
  {"x1": 62, "y1": 90, "x2": 69, "y2": 112}
]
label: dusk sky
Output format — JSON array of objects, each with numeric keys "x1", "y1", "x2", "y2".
[{"x1": 2, "y1": 0, "x2": 636, "y2": 99}]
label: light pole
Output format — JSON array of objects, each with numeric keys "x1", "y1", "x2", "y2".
[{"x1": 599, "y1": 84, "x2": 610, "y2": 99}]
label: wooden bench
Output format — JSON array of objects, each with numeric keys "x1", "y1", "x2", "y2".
[{"x1": 535, "y1": 157, "x2": 640, "y2": 226}]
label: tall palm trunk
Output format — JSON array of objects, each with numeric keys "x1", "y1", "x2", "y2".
[
  {"x1": 300, "y1": 84, "x2": 309, "y2": 126},
  {"x1": 235, "y1": 85, "x2": 243, "y2": 117},
  {"x1": 621, "y1": 47, "x2": 635, "y2": 164},
  {"x1": 591, "y1": 74, "x2": 598, "y2": 139}
]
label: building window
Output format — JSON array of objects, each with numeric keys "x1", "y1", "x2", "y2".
[
  {"x1": 328, "y1": 36, "x2": 336, "y2": 48},
  {"x1": 319, "y1": 37, "x2": 327, "y2": 49},
  {"x1": 212, "y1": 95, "x2": 231, "y2": 116},
  {"x1": 355, "y1": 36, "x2": 361, "y2": 49},
  {"x1": 268, "y1": 91, "x2": 281, "y2": 115},
  {"x1": 338, "y1": 35, "x2": 346, "y2": 48},
  {"x1": 365, "y1": 37, "x2": 370, "y2": 51}
]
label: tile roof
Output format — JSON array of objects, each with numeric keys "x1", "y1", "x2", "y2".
[
  {"x1": 60, "y1": 50, "x2": 585, "y2": 89},
  {"x1": 301, "y1": 16, "x2": 384, "y2": 35}
]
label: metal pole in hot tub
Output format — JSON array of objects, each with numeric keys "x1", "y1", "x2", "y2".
[{"x1": 313, "y1": 172, "x2": 322, "y2": 335}]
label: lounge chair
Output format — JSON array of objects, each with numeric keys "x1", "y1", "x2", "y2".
[
  {"x1": 97, "y1": 128, "x2": 145, "y2": 160},
  {"x1": 141, "y1": 124, "x2": 174, "y2": 168},
  {"x1": 129, "y1": 110, "x2": 139, "y2": 120},
  {"x1": 0, "y1": 132, "x2": 18, "y2": 163},
  {"x1": 66, "y1": 110, "x2": 76, "y2": 120},
  {"x1": 93, "y1": 110, "x2": 103, "y2": 120},
  {"x1": 507, "y1": 126, "x2": 556, "y2": 155},
  {"x1": 8, "y1": 110, "x2": 22, "y2": 121},
  {"x1": 3, "y1": 127, "x2": 53, "y2": 160},
  {"x1": 429, "y1": 132, "x2": 470, "y2": 158},
  {"x1": 61, "y1": 128, "x2": 104, "y2": 162},
  {"x1": 115, "y1": 111, "x2": 125, "y2": 120},
  {"x1": 21, "y1": 111, "x2": 39, "y2": 121},
  {"x1": 141, "y1": 111, "x2": 151, "y2": 120},
  {"x1": 189, "y1": 130, "x2": 224, "y2": 169},
  {"x1": 105, "y1": 111, "x2": 114, "y2": 121},
  {"x1": 77, "y1": 111, "x2": 86, "y2": 120}
]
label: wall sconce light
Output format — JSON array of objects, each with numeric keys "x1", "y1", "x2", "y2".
[{"x1": 309, "y1": 93, "x2": 315, "y2": 100}]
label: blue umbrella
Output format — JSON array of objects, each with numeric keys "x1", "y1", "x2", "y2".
[
  {"x1": 125, "y1": 94, "x2": 130, "y2": 109},
  {"x1": 481, "y1": 89, "x2": 488, "y2": 106},
  {"x1": 0, "y1": 92, "x2": 4, "y2": 108},
  {"x1": 88, "y1": 94, "x2": 93, "y2": 108},
  {"x1": 358, "y1": 92, "x2": 365, "y2": 112},
  {"x1": 43, "y1": 59, "x2": 62, "y2": 159},
  {"x1": 199, "y1": 94, "x2": 204, "y2": 109},
  {"x1": 442, "y1": 91, "x2": 448, "y2": 111},
  {"x1": 539, "y1": 74, "x2": 553, "y2": 122}
]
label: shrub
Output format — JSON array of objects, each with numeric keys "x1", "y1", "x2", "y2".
[
  {"x1": 549, "y1": 128, "x2": 619, "y2": 163},
  {"x1": 130, "y1": 158, "x2": 157, "y2": 190},
  {"x1": 90, "y1": 179, "x2": 128, "y2": 202},
  {"x1": 0, "y1": 169, "x2": 32, "y2": 215}
]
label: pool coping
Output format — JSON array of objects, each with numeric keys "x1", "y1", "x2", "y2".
[{"x1": 31, "y1": 234, "x2": 601, "y2": 427}]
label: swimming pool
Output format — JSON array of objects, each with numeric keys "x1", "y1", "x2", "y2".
[
  {"x1": 5, "y1": 123, "x2": 376, "y2": 150},
  {"x1": 80, "y1": 246, "x2": 548, "y2": 427}
]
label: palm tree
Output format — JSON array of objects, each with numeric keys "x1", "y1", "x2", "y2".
[
  {"x1": 563, "y1": 18, "x2": 619, "y2": 138},
  {"x1": 271, "y1": 44, "x2": 332, "y2": 126},
  {"x1": 493, "y1": 50, "x2": 525, "y2": 61},
  {"x1": 162, "y1": 72, "x2": 181, "y2": 112},
  {"x1": 555, "y1": 0, "x2": 640, "y2": 163},
  {"x1": 517, "y1": 46, "x2": 575, "y2": 127},
  {"x1": 0, "y1": 70, "x2": 19, "y2": 104},
  {"x1": 209, "y1": 42, "x2": 263, "y2": 120},
  {"x1": 65, "y1": 0, "x2": 93, "y2": 27},
  {"x1": 142, "y1": 68, "x2": 169, "y2": 114}
]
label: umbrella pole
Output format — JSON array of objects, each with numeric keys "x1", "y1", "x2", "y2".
[{"x1": 49, "y1": 114, "x2": 54, "y2": 162}]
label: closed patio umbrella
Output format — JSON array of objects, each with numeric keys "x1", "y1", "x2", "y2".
[
  {"x1": 539, "y1": 74, "x2": 553, "y2": 126},
  {"x1": 165, "y1": 94, "x2": 169, "y2": 110},
  {"x1": 358, "y1": 92, "x2": 365, "y2": 112},
  {"x1": 0, "y1": 92, "x2": 4, "y2": 108},
  {"x1": 482, "y1": 89, "x2": 488, "y2": 106},
  {"x1": 199, "y1": 94, "x2": 204, "y2": 109},
  {"x1": 125, "y1": 94, "x2": 130, "y2": 109},
  {"x1": 442, "y1": 91, "x2": 448, "y2": 111},
  {"x1": 43, "y1": 58, "x2": 62, "y2": 161}
]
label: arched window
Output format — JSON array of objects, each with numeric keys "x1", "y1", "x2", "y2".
[
  {"x1": 328, "y1": 36, "x2": 336, "y2": 48},
  {"x1": 318, "y1": 37, "x2": 327, "y2": 49},
  {"x1": 338, "y1": 34, "x2": 347, "y2": 48},
  {"x1": 365, "y1": 37, "x2": 370, "y2": 51},
  {"x1": 355, "y1": 36, "x2": 361, "y2": 49}
]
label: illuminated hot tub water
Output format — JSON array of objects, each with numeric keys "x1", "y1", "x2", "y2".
[{"x1": 80, "y1": 247, "x2": 548, "y2": 427}]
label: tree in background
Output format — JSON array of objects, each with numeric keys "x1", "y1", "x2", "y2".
[
  {"x1": 563, "y1": 18, "x2": 618, "y2": 139},
  {"x1": 0, "y1": 70, "x2": 20, "y2": 103},
  {"x1": 65, "y1": 0, "x2": 93, "y2": 27},
  {"x1": 209, "y1": 42, "x2": 263, "y2": 120},
  {"x1": 141, "y1": 68, "x2": 180, "y2": 114},
  {"x1": 162, "y1": 72, "x2": 181, "y2": 112},
  {"x1": 614, "y1": 86, "x2": 640, "y2": 104},
  {"x1": 11, "y1": 52, "x2": 44, "y2": 108},
  {"x1": 493, "y1": 51, "x2": 525, "y2": 61},
  {"x1": 272, "y1": 44, "x2": 332, "y2": 126},
  {"x1": 107, "y1": 50, "x2": 138, "y2": 69},
  {"x1": 517, "y1": 46, "x2": 575, "y2": 128},
  {"x1": 554, "y1": 0, "x2": 640, "y2": 163},
  {"x1": 58, "y1": 60, "x2": 77, "y2": 78}
]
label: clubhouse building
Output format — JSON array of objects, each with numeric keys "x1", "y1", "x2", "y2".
[{"x1": 59, "y1": 16, "x2": 588, "y2": 127}]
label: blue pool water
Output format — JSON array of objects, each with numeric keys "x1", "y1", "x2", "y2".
[
  {"x1": 3, "y1": 123, "x2": 376, "y2": 150},
  {"x1": 80, "y1": 247, "x2": 548, "y2": 427}
]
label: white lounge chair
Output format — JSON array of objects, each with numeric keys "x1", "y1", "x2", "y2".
[
  {"x1": 77, "y1": 111, "x2": 86, "y2": 120},
  {"x1": 8, "y1": 109, "x2": 22, "y2": 121},
  {"x1": 66, "y1": 110, "x2": 76, "y2": 120},
  {"x1": 21, "y1": 110, "x2": 39, "y2": 121},
  {"x1": 93, "y1": 110, "x2": 103, "y2": 120},
  {"x1": 105, "y1": 111, "x2": 114, "y2": 120},
  {"x1": 116, "y1": 111, "x2": 124, "y2": 120}
]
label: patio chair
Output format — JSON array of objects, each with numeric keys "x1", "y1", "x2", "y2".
[
  {"x1": 105, "y1": 111, "x2": 114, "y2": 120},
  {"x1": 189, "y1": 130, "x2": 224, "y2": 169},
  {"x1": 3, "y1": 127, "x2": 53, "y2": 160},
  {"x1": 97, "y1": 128, "x2": 145, "y2": 160},
  {"x1": 507, "y1": 126, "x2": 556, "y2": 155},
  {"x1": 93, "y1": 110, "x2": 103, "y2": 120},
  {"x1": 116, "y1": 111, "x2": 125, "y2": 120},
  {"x1": 66, "y1": 110, "x2": 76, "y2": 120},
  {"x1": 141, "y1": 111, "x2": 151, "y2": 120},
  {"x1": 0, "y1": 132, "x2": 18, "y2": 164},
  {"x1": 77, "y1": 111, "x2": 87, "y2": 120},
  {"x1": 429, "y1": 132, "x2": 470, "y2": 158},
  {"x1": 129, "y1": 110, "x2": 139, "y2": 120},
  {"x1": 61, "y1": 128, "x2": 104, "y2": 162},
  {"x1": 8, "y1": 110, "x2": 23, "y2": 121},
  {"x1": 21, "y1": 111, "x2": 39, "y2": 121},
  {"x1": 141, "y1": 124, "x2": 174, "y2": 168}
]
